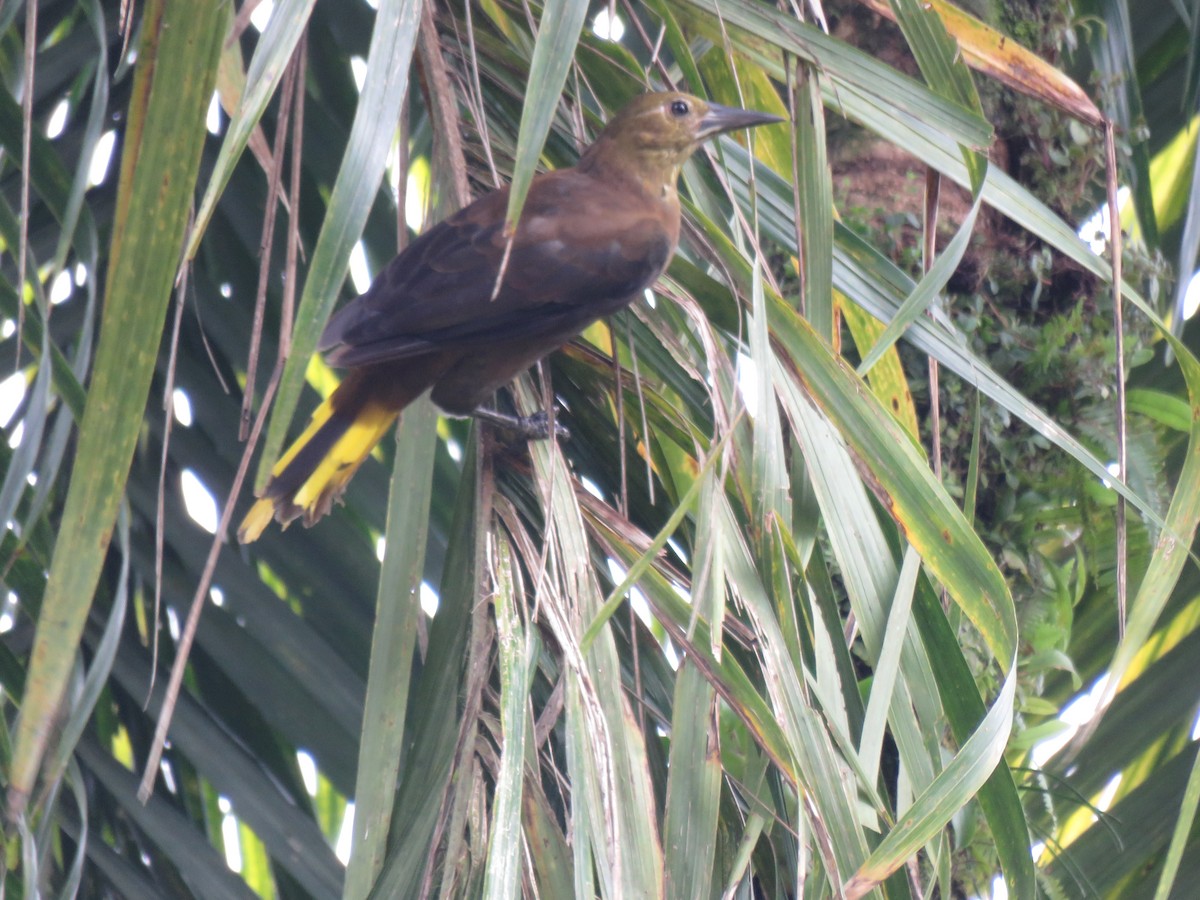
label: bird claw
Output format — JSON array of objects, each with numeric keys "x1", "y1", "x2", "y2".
[
  {"x1": 473, "y1": 406, "x2": 570, "y2": 441},
  {"x1": 520, "y1": 410, "x2": 571, "y2": 441}
]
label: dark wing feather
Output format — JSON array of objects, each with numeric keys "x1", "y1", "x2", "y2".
[{"x1": 319, "y1": 170, "x2": 673, "y2": 368}]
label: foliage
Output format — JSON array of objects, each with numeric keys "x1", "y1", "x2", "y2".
[{"x1": 0, "y1": 0, "x2": 1198, "y2": 898}]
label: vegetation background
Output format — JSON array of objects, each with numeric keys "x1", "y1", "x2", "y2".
[{"x1": 1, "y1": 0, "x2": 1198, "y2": 896}]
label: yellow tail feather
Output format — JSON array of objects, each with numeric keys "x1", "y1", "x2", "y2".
[
  {"x1": 238, "y1": 395, "x2": 398, "y2": 542},
  {"x1": 239, "y1": 498, "x2": 277, "y2": 543},
  {"x1": 290, "y1": 408, "x2": 396, "y2": 514}
]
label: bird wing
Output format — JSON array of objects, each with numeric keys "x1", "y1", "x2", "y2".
[{"x1": 318, "y1": 170, "x2": 673, "y2": 368}]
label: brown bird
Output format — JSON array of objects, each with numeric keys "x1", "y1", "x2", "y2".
[{"x1": 239, "y1": 91, "x2": 781, "y2": 542}]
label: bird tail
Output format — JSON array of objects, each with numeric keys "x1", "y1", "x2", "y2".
[{"x1": 238, "y1": 372, "x2": 401, "y2": 543}]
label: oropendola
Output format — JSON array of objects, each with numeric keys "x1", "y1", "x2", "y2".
[{"x1": 238, "y1": 91, "x2": 781, "y2": 542}]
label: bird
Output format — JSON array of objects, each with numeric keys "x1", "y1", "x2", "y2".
[{"x1": 238, "y1": 91, "x2": 782, "y2": 542}]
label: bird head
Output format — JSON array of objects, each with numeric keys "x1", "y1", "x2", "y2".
[{"x1": 579, "y1": 92, "x2": 783, "y2": 189}]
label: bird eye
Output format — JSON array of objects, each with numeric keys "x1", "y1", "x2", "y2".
[{"x1": 669, "y1": 99, "x2": 690, "y2": 117}]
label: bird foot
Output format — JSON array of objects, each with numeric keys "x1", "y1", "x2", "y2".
[{"x1": 473, "y1": 407, "x2": 570, "y2": 441}]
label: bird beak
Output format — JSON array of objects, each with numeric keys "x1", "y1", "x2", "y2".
[{"x1": 697, "y1": 102, "x2": 785, "y2": 139}]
